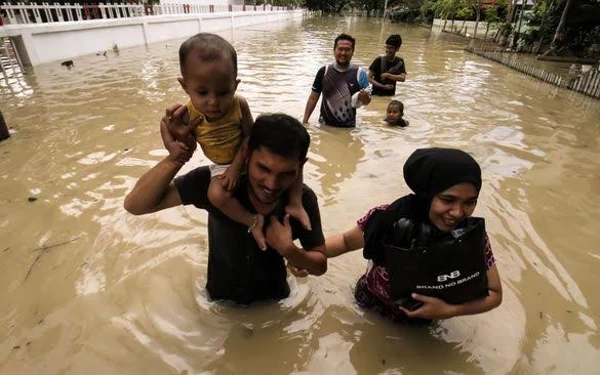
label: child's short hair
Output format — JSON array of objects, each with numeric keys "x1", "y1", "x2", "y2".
[
  {"x1": 388, "y1": 100, "x2": 404, "y2": 112},
  {"x1": 179, "y1": 33, "x2": 238, "y2": 77},
  {"x1": 385, "y1": 34, "x2": 403, "y2": 48}
]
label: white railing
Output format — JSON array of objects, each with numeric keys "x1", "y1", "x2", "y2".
[{"x1": 0, "y1": 2, "x2": 290, "y2": 25}]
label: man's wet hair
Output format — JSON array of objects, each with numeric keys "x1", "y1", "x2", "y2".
[
  {"x1": 385, "y1": 34, "x2": 403, "y2": 48},
  {"x1": 248, "y1": 114, "x2": 310, "y2": 161},
  {"x1": 388, "y1": 100, "x2": 404, "y2": 112},
  {"x1": 334, "y1": 33, "x2": 356, "y2": 50},
  {"x1": 179, "y1": 33, "x2": 238, "y2": 77}
]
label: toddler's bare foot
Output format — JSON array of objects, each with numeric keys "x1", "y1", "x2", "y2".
[{"x1": 285, "y1": 204, "x2": 312, "y2": 231}]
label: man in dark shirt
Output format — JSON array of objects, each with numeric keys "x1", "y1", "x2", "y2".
[
  {"x1": 368, "y1": 34, "x2": 407, "y2": 96},
  {"x1": 124, "y1": 110, "x2": 327, "y2": 305}
]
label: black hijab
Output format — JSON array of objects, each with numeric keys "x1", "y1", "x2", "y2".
[
  {"x1": 404, "y1": 147, "x2": 482, "y2": 198},
  {"x1": 363, "y1": 148, "x2": 482, "y2": 261}
]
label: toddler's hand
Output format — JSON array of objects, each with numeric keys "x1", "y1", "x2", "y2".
[
  {"x1": 285, "y1": 203, "x2": 312, "y2": 231},
  {"x1": 249, "y1": 214, "x2": 267, "y2": 251},
  {"x1": 219, "y1": 164, "x2": 241, "y2": 191}
]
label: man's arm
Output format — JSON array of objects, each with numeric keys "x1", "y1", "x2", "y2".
[
  {"x1": 124, "y1": 159, "x2": 184, "y2": 215},
  {"x1": 381, "y1": 72, "x2": 407, "y2": 82},
  {"x1": 368, "y1": 69, "x2": 391, "y2": 90},
  {"x1": 124, "y1": 108, "x2": 199, "y2": 215},
  {"x1": 381, "y1": 60, "x2": 407, "y2": 82},
  {"x1": 303, "y1": 67, "x2": 325, "y2": 125},
  {"x1": 265, "y1": 188, "x2": 327, "y2": 275},
  {"x1": 303, "y1": 91, "x2": 320, "y2": 125},
  {"x1": 367, "y1": 57, "x2": 389, "y2": 90}
]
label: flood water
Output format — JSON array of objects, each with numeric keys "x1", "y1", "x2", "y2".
[{"x1": 1, "y1": 15, "x2": 600, "y2": 374}]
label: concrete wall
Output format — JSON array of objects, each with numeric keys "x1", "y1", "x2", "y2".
[{"x1": 1, "y1": 10, "x2": 305, "y2": 66}]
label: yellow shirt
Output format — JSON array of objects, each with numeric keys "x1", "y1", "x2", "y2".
[{"x1": 187, "y1": 96, "x2": 244, "y2": 165}]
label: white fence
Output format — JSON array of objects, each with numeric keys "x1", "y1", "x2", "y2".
[
  {"x1": 0, "y1": 2, "x2": 290, "y2": 25},
  {"x1": 469, "y1": 48, "x2": 600, "y2": 99}
]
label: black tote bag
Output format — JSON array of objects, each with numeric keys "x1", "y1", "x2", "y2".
[{"x1": 383, "y1": 217, "x2": 489, "y2": 305}]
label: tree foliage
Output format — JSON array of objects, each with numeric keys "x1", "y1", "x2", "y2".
[{"x1": 302, "y1": 0, "x2": 599, "y2": 57}]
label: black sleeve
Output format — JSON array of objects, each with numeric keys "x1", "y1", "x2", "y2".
[
  {"x1": 389, "y1": 57, "x2": 406, "y2": 74},
  {"x1": 368, "y1": 56, "x2": 380, "y2": 74},
  {"x1": 311, "y1": 66, "x2": 326, "y2": 93},
  {"x1": 174, "y1": 166, "x2": 211, "y2": 209},
  {"x1": 297, "y1": 187, "x2": 325, "y2": 250}
]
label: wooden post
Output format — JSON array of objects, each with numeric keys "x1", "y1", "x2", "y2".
[{"x1": 0, "y1": 110, "x2": 10, "y2": 142}]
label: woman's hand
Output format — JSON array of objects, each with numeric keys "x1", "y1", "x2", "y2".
[
  {"x1": 287, "y1": 263, "x2": 309, "y2": 278},
  {"x1": 398, "y1": 293, "x2": 458, "y2": 320}
]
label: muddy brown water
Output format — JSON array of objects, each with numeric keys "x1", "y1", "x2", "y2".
[{"x1": 1, "y1": 16, "x2": 599, "y2": 375}]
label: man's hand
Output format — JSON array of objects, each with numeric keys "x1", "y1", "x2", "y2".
[
  {"x1": 381, "y1": 72, "x2": 390, "y2": 80},
  {"x1": 165, "y1": 104, "x2": 202, "y2": 143},
  {"x1": 398, "y1": 293, "x2": 457, "y2": 320},
  {"x1": 218, "y1": 163, "x2": 241, "y2": 191},
  {"x1": 267, "y1": 215, "x2": 327, "y2": 276},
  {"x1": 357, "y1": 89, "x2": 371, "y2": 106},
  {"x1": 160, "y1": 115, "x2": 195, "y2": 166},
  {"x1": 265, "y1": 214, "x2": 294, "y2": 256}
]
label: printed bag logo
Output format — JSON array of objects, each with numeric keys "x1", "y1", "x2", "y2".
[{"x1": 437, "y1": 270, "x2": 461, "y2": 282}]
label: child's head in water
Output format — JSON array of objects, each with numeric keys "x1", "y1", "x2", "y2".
[
  {"x1": 385, "y1": 100, "x2": 407, "y2": 127},
  {"x1": 178, "y1": 33, "x2": 239, "y2": 121}
]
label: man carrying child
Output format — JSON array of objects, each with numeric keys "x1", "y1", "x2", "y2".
[{"x1": 124, "y1": 33, "x2": 326, "y2": 305}]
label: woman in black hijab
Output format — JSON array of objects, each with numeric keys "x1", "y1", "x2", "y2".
[{"x1": 322, "y1": 148, "x2": 502, "y2": 323}]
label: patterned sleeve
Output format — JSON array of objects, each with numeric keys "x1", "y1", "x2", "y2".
[
  {"x1": 357, "y1": 204, "x2": 389, "y2": 232},
  {"x1": 484, "y1": 233, "x2": 496, "y2": 270}
]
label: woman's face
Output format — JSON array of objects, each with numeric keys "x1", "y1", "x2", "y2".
[{"x1": 429, "y1": 182, "x2": 479, "y2": 232}]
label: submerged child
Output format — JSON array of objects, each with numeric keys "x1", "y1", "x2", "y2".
[
  {"x1": 167, "y1": 33, "x2": 311, "y2": 248},
  {"x1": 384, "y1": 100, "x2": 409, "y2": 127}
]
